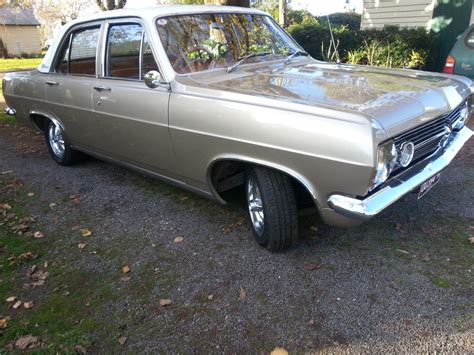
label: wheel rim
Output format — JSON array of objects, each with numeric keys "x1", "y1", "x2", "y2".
[
  {"x1": 247, "y1": 176, "x2": 265, "y2": 236},
  {"x1": 48, "y1": 123, "x2": 65, "y2": 159}
]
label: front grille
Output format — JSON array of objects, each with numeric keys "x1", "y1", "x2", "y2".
[{"x1": 393, "y1": 102, "x2": 464, "y2": 169}]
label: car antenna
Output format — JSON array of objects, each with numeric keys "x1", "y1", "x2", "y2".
[{"x1": 326, "y1": 15, "x2": 341, "y2": 64}]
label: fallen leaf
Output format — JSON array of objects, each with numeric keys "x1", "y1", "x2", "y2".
[
  {"x1": 122, "y1": 265, "x2": 130, "y2": 274},
  {"x1": 174, "y1": 236, "x2": 184, "y2": 243},
  {"x1": 19, "y1": 252, "x2": 36, "y2": 260},
  {"x1": 396, "y1": 249, "x2": 409, "y2": 254},
  {"x1": 271, "y1": 347, "x2": 289, "y2": 355},
  {"x1": 208, "y1": 294, "x2": 214, "y2": 300},
  {"x1": 0, "y1": 170, "x2": 14, "y2": 175},
  {"x1": 0, "y1": 316, "x2": 10, "y2": 329},
  {"x1": 23, "y1": 301, "x2": 34, "y2": 309},
  {"x1": 469, "y1": 236, "x2": 474, "y2": 244},
  {"x1": 75, "y1": 345, "x2": 87, "y2": 354},
  {"x1": 15, "y1": 335, "x2": 40, "y2": 350},
  {"x1": 78, "y1": 243, "x2": 87, "y2": 250},
  {"x1": 239, "y1": 287, "x2": 246, "y2": 300},
  {"x1": 33, "y1": 231, "x2": 45, "y2": 239},
  {"x1": 12, "y1": 301, "x2": 22, "y2": 309},
  {"x1": 308, "y1": 319, "x2": 315, "y2": 326},
  {"x1": 159, "y1": 299, "x2": 172, "y2": 307},
  {"x1": 6, "y1": 296, "x2": 16, "y2": 302},
  {"x1": 303, "y1": 262, "x2": 322, "y2": 271},
  {"x1": 118, "y1": 336, "x2": 127, "y2": 345},
  {"x1": 0, "y1": 203, "x2": 11, "y2": 210},
  {"x1": 49, "y1": 203, "x2": 56, "y2": 209},
  {"x1": 27, "y1": 192, "x2": 35, "y2": 197},
  {"x1": 80, "y1": 229, "x2": 92, "y2": 237}
]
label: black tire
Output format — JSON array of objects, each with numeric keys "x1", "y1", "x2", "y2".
[
  {"x1": 246, "y1": 166, "x2": 299, "y2": 252},
  {"x1": 45, "y1": 121, "x2": 82, "y2": 166}
]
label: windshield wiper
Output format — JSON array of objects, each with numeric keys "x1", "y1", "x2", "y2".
[
  {"x1": 284, "y1": 50, "x2": 309, "y2": 65},
  {"x1": 226, "y1": 51, "x2": 272, "y2": 73}
]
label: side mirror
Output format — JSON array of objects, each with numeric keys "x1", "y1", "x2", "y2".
[{"x1": 144, "y1": 71, "x2": 168, "y2": 89}]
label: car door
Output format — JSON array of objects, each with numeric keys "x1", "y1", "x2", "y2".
[
  {"x1": 90, "y1": 19, "x2": 176, "y2": 175},
  {"x1": 45, "y1": 23, "x2": 102, "y2": 146}
]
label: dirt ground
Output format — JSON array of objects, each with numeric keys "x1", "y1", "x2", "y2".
[{"x1": 0, "y1": 114, "x2": 473, "y2": 353}]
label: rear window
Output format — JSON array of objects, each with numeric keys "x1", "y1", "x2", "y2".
[{"x1": 466, "y1": 29, "x2": 474, "y2": 49}]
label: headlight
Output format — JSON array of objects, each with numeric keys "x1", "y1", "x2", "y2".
[
  {"x1": 454, "y1": 99, "x2": 472, "y2": 130},
  {"x1": 370, "y1": 140, "x2": 398, "y2": 191}
]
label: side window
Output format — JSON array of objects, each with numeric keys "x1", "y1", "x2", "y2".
[
  {"x1": 69, "y1": 27, "x2": 100, "y2": 76},
  {"x1": 105, "y1": 23, "x2": 159, "y2": 80},
  {"x1": 107, "y1": 23, "x2": 142, "y2": 79},
  {"x1": 55, "y1": 26, "x2": 100, "y2": 76}
]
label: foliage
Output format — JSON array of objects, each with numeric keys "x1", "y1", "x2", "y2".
[{"x1": 288, "y1": 23, "x2": 438, "y2": 71}]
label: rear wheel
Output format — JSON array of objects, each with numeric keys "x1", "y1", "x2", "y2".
[
  {"x1": 246, "y1": 167, "x2": 299, "y2": 252},
  {"x1": 45, "y1": 121, "x2": 82, "y2": 165}
]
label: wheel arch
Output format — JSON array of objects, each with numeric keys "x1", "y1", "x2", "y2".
[
  {"x1": 29, "y1": 110, "x2": 66, "y2": 133},
  {"x1": 206, "y1": 155, "x2": 319, "y2": 208}
]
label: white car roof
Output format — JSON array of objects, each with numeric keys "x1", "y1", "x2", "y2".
[{"x1": 39, "y1": 5, "x2": 267, "y2": 73}]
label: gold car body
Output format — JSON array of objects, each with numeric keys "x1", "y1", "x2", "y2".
[{"x1": 3, "y1": 6, "x2": 473, "y2": 227}]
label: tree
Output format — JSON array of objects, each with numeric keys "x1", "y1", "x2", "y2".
[
  {"x1": 278, "y1": 0, "x2": 286, "y2": 26},
  {"x1": 96, "y1": 0, "x2": 127, "y2": 10}
]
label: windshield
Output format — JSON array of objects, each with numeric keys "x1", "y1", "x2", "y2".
[{"x1": 156, "y1": 13, "x2": 301, "y2": 74}]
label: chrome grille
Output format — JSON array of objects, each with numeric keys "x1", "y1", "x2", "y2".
[{"x1": 393, "y1": 103, "x2": 463, "y2": 168}]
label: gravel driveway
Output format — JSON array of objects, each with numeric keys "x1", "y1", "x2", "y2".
[{"x1": 0, "y1": 117, "x2": 473, "y2": 353}]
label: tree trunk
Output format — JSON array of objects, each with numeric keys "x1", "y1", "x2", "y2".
[
  {"x1": 203, "y1": 0, "x2": 250, "y2": 7},
  {"x1": 279, "y1": 0, "x2": 287, "y2": 27}
]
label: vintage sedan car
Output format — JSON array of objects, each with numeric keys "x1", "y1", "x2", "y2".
[{"x1": 3, "y1": 6, "x2": 473, "y2": 251}]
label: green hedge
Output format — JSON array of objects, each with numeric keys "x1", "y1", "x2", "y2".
[{"x1": 288, "y1": 23, "x2": 439, "y2": 71}]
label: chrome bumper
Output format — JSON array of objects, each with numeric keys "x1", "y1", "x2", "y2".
[
  {"x1": 328, "y1": 126, "x2": 473, "y2": 221},
  {"x1": 4, "y1": 106, "x2": 16, "y2": 116}
]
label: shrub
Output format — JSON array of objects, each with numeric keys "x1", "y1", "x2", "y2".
[{"x1": 288, "y1": 23, "x2": 438, "y2": 71}]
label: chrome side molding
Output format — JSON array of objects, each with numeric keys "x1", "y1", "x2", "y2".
[{"x1": 4, "y1": 107, "x2": 16, "y2": 116}]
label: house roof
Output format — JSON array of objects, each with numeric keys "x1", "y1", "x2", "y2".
[{"x1": 0, "y1": 6, "x2": 40, "y2": 26}]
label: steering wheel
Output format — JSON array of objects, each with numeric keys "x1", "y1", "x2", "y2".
[{"x1": 173, "y1": 46, "x2": 214, "y2": 73}]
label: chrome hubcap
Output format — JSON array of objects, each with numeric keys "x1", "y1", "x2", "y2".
[
  {"x1": 247, "y1": 176, "x2": 264, "y2": 236},
  {"x1": 48, "y1": 123, "x2": 65, "y2": 158}
]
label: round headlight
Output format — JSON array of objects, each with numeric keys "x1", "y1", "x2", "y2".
[
  {"x1": 460, "y1": 103, "x2": 469, "y2": 121},
  {"x1": 454, "y1": 101, "x2": 470, "y2": 130},
  {"x1": 399, "y1": 141, "x2": 415, "y2": 167}
]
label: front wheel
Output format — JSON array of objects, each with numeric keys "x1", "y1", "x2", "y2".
[
  {"x1": 45, "y1": 121, "x2": 82, "y2": 165},
  {"x1": 246, "y1": 167, "x2": 299, "y2": 252}
]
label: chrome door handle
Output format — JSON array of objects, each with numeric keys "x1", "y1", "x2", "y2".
[
  {"x1": 45, "y1": 81, "x2": 59, "y2": 86},
  {"x1": 93, "y1": 86, "x2": 112, "y2": 92}
]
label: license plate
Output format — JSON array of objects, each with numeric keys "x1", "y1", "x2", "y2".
[{"x1": 418, "y1": 173, "x2": 441, "y2": 199}]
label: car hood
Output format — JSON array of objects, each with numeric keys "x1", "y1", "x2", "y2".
[{"x1": 187, "y1": 60, "x2": 473, "y2": 137}]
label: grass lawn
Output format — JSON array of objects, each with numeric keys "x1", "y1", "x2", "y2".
[{"x1": 0, "y1": 58, "x2": 43, "y2": 72}]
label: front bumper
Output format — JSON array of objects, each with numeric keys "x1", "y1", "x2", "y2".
[{"x1": 327, "y1": 126, "x2": 473, "y2": 221}]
